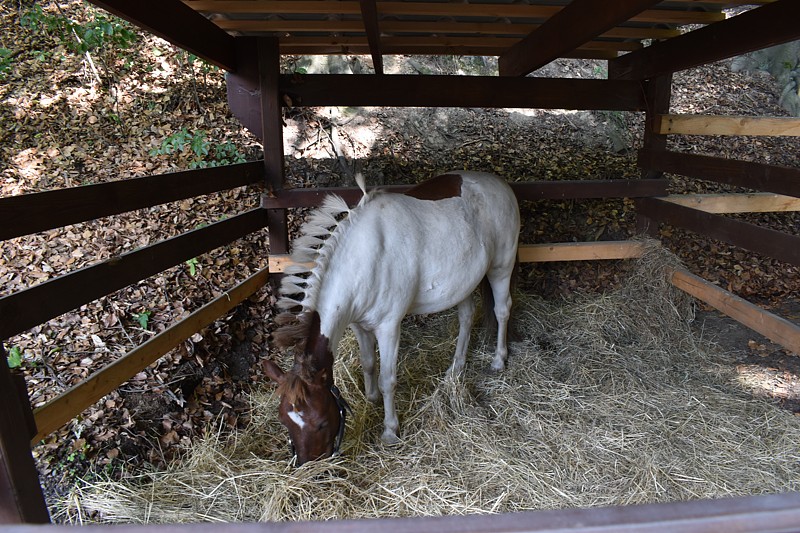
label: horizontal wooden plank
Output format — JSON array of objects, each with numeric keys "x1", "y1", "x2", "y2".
[
  {"x1": 638, "y1": 150, "x2": 800, "y2": 198},
  {"x1": 186, "y1": 1, "x2": 725, "y2": 24},
  {"x1": 610, "y1": 1, "x2": 800, "y2": 80},
  {"x1": 279, "y1": 75, "x2": 646, "y2": 110},
  {"x1": 268, "y1": 241, "x2": 645, "y2": 272},
  {"x1": 519, "y1": 241, "x2": 645, "y2": 262},
  {"x1": 279, "y1": 45, "x2": 619, "y2": 59},
  {"x1": 0, "y1": 209, "x2": 268, "y2": 340},
  {"x1": 636, "y1": 197, "x2": 800, "y2": 266},
  {"x1": 31, "y1": 267, "x2": 270, "y2": 443},
  {"x1": 279, "y1": 36, "x2": 641, "y2": 52},
  {"x1": 671, "y1": 268, "x2": 800, "y2": 354},
  {"x1": 261, "y1": 179, "x2": 668, "y2": 209},
  {"x1": 662, "y1": 193, "x2": 800, "y2": 214},
  {"x1": 9, "y1": 489, "x2": 800, "y2": 531},
  {"x1": 0, "y1": 162, "x2": 263, "y2": 241},
  {"x1": 215, "y1": 19, "x2": 680, "y2": 40},
  {"x1": 656, "y1": 114, "x2": 800, "y2": 137}
]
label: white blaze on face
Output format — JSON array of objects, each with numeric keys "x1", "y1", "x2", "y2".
[{"x1": 287, "y1": 406, "x2": 307, "y2": 430}]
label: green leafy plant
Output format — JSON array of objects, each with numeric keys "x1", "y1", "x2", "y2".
[
  {"x1": 0, "y1": 48, "x2": 13, "y2": 78},
  {"x1": 21, "y1": 5, "x2": 137, "y2": 56},
  {"x1": 135, "y1": 310, "x2": 152, "y2": 330},
  {"x1": 150, "y1": 129, "x2": 246, "y2": 169},
  {"x1": 6, "y1": 346, "x2": 23, "y2": 369},
  {"x1": 185, "y1": 258, "x2": 199, "y2": 277}
]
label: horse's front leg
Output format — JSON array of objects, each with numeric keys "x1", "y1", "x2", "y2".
[
  {"x1": 376, "y1": 323, "x2": 402, "y2": 444},
  {"x1": 351, "y1": 324, "x2": 380, "y2": 403},
  {"x1": 446, "y1": 296, "x2": 475, "y2": 378}
]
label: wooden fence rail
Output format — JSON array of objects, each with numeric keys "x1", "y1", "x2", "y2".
[
  {"x1": 655, "y1": 114, "x2": 800, "y2": 137},
  {"x1": 31, "y1": 267, "x2": 270, "y2": 443},
  {"x1": 637, "y1": 150, "x2": 800, "y2": 198},
  {"x1": 262, "y1": 179, "x2": 669, "y2": 209},
  {"x1": 635, "y1": 197, "x2": 800, "y2": 266},
  {"x1": 0, "y1": 162, "x2": 263, "y2": 242},
  {"x1": 4, "y1": 492, "x2": 800, "y2": 532},
  {"x1": 0, "y1": 209, "x2": 268, "y2": 340}
]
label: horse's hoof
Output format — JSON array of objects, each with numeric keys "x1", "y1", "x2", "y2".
[
  {"x1": 381, "y1": 430, "x2": 401, "y2": 445},
  {"x1": 489, "y1": 360, "x2": 505, "y2": 373}
]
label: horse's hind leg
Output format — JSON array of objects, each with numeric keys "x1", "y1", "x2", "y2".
[
  {"x1": 351, "y1": 324, "x2": 380, "y2": 403},
  {"x1": 487, "y1": 270, "x2": 513, "y2": 372},
  {"x1": 446, "y1": 295, "x2": 475, "y2": 378}
]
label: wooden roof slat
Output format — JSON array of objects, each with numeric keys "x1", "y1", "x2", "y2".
[
  {"x1": 215, "y1": 19, "x2": 681, "y2": 40},
  {"x1": 499, "y1": 0, "x2": 661, "y2": 77},
  {"x1": 610, "y1": 0, "x2": 800, "y2": 80},
  {"x1": 278, "y1": 35, "x2": 641, "y2": 53},
  {"x1": 184, "y1": 1, "x2": 726, "y2": 24},
  {"x1": 89, "y1": 0, "x2": 238, "y2": 71}
]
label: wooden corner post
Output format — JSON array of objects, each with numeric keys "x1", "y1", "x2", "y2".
[
  {"x1": 258, "y1": 37, "x2": 289, "y2": 256},
  {"x1": 636, "y1": 73, "x2": 672, "y2": 236},
  {"x1": 0, "y1": 347, "x2": 49, "y2": 524}
]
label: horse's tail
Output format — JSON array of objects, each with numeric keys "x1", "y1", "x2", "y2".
[{"x1": 480, "y1": 255, "x2": 521, "y2": 342}]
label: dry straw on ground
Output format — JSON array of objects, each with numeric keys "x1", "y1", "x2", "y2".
[{"x1": 58, "y1": 240, "x2": 800, "y2": 524}]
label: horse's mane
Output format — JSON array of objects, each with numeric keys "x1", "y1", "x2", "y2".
[
  {"x1": 274, "y1": 174, "x2": 374, "y2": 350},
  {"x1": 276, "y1": 371, "x2": 309, "y2": 405}
]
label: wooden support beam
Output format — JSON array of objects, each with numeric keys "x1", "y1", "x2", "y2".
[
  {"x1": 655, "y1": 114, "x2": 800, "y2": 137},
  {"x1": 4, "y1": 491, "x2": 800, "y2": 531},
  {"x1": 280, "y1": 75, "x2": 645, "y2": 111},
  {"x1": 499, "y1": 0, "x2": 660, "y2": 77},
  {"x1": 662, "y1": 193, "x2": 800, "y2": 214},
  {"x1": 671, "y1": 268, "x2": 800, "y2": 354},
  {"x1": 610, "y1": 0, "x2": 800, "y2": 80},
  {"x1": 269, "y1": 241, "x2": 646, "y2": 272},
  {"x1": 87, "y1": 0, "x2": 237, "y2": 71},
  {"x1": 0, "y1": 354, "x2": 50, "y2": 524},
  {"x1": 0, "y1": 162, "x2": 263, "y2": 242},
  {"x1": 0, "y1": 209, "x2": 268, "y2": 341},
  {"x1": 259, "y1": 37, "x2": 289, "y2": 256},
  {"x1": 31, "y1": 267, "x2": 270, "y2": 443},
  {"x1": 519, "y1": 241, "x2": 645, "y2": 262},
  {"x1": 214, "y1": 19, "x2": 681, "y2": 41},
  {"x1": 261, "y1": 179, "x2": 667, "y2": 209},
  {"x1": 638, "y1": 150, "x2": 800, "y2": 198},
  {"x1": 359, "y1": 0, "x2": 383, "y2": 74},
  {"x1": 636, "y1": 197, "x2": 800, "y2": 266},
  {"x1": 187, "y1": 1, "x2": 726, "y2": 24}
]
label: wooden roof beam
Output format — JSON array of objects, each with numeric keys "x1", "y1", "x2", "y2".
[
  {"x1": 87, "y1": 0, "x2": 238, "y2": 71},
  {"x1": 359, "y1": 0, "x2": 384, "y2": 74},
  {"x1": 499, "y1": 0, "x2": 661, "y2": 77},
  {"x1": 610, "y1": 0, "x2": 800, "y2": 80}
]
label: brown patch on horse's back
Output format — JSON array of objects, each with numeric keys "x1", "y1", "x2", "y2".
[{"x1": 404, "y1": 173, "x2": 462, "y2": 201}]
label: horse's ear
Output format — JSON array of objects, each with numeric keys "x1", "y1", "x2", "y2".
[{"x1": 262, "y1": 359, "x2": 286, "y2": 384}]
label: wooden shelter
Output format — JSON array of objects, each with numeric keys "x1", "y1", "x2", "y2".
[{"x1": 2, "y1": 0, "x2": 800, "y2": 529}]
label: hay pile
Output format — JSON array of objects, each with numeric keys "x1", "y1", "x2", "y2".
[{"x1": 59, "y1": 241, "x2": 800, "y2": 523}]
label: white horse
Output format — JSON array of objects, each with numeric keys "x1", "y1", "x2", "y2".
[{"x1": 263, "y1": 171, "x2": 520, "y2": 464}]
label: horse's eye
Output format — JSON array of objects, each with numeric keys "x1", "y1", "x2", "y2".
[{"x1": 317, "y1": 421, "x2": 328, "y2": 431}]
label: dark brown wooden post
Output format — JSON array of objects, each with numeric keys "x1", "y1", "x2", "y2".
[
  {"x1": 258, "y1": 37, "x2": 289, "y2": 255},
  {"x1": 636, "y1": 73, "x2": 672, "y2": 236},
  {"x1": 0, "y1": 347, "x2": 50, "y2": 524}
]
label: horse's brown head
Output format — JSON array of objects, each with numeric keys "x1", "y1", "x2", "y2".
[{"x1": 263, "y1": 360, "x2": 346, "y2": 465}]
